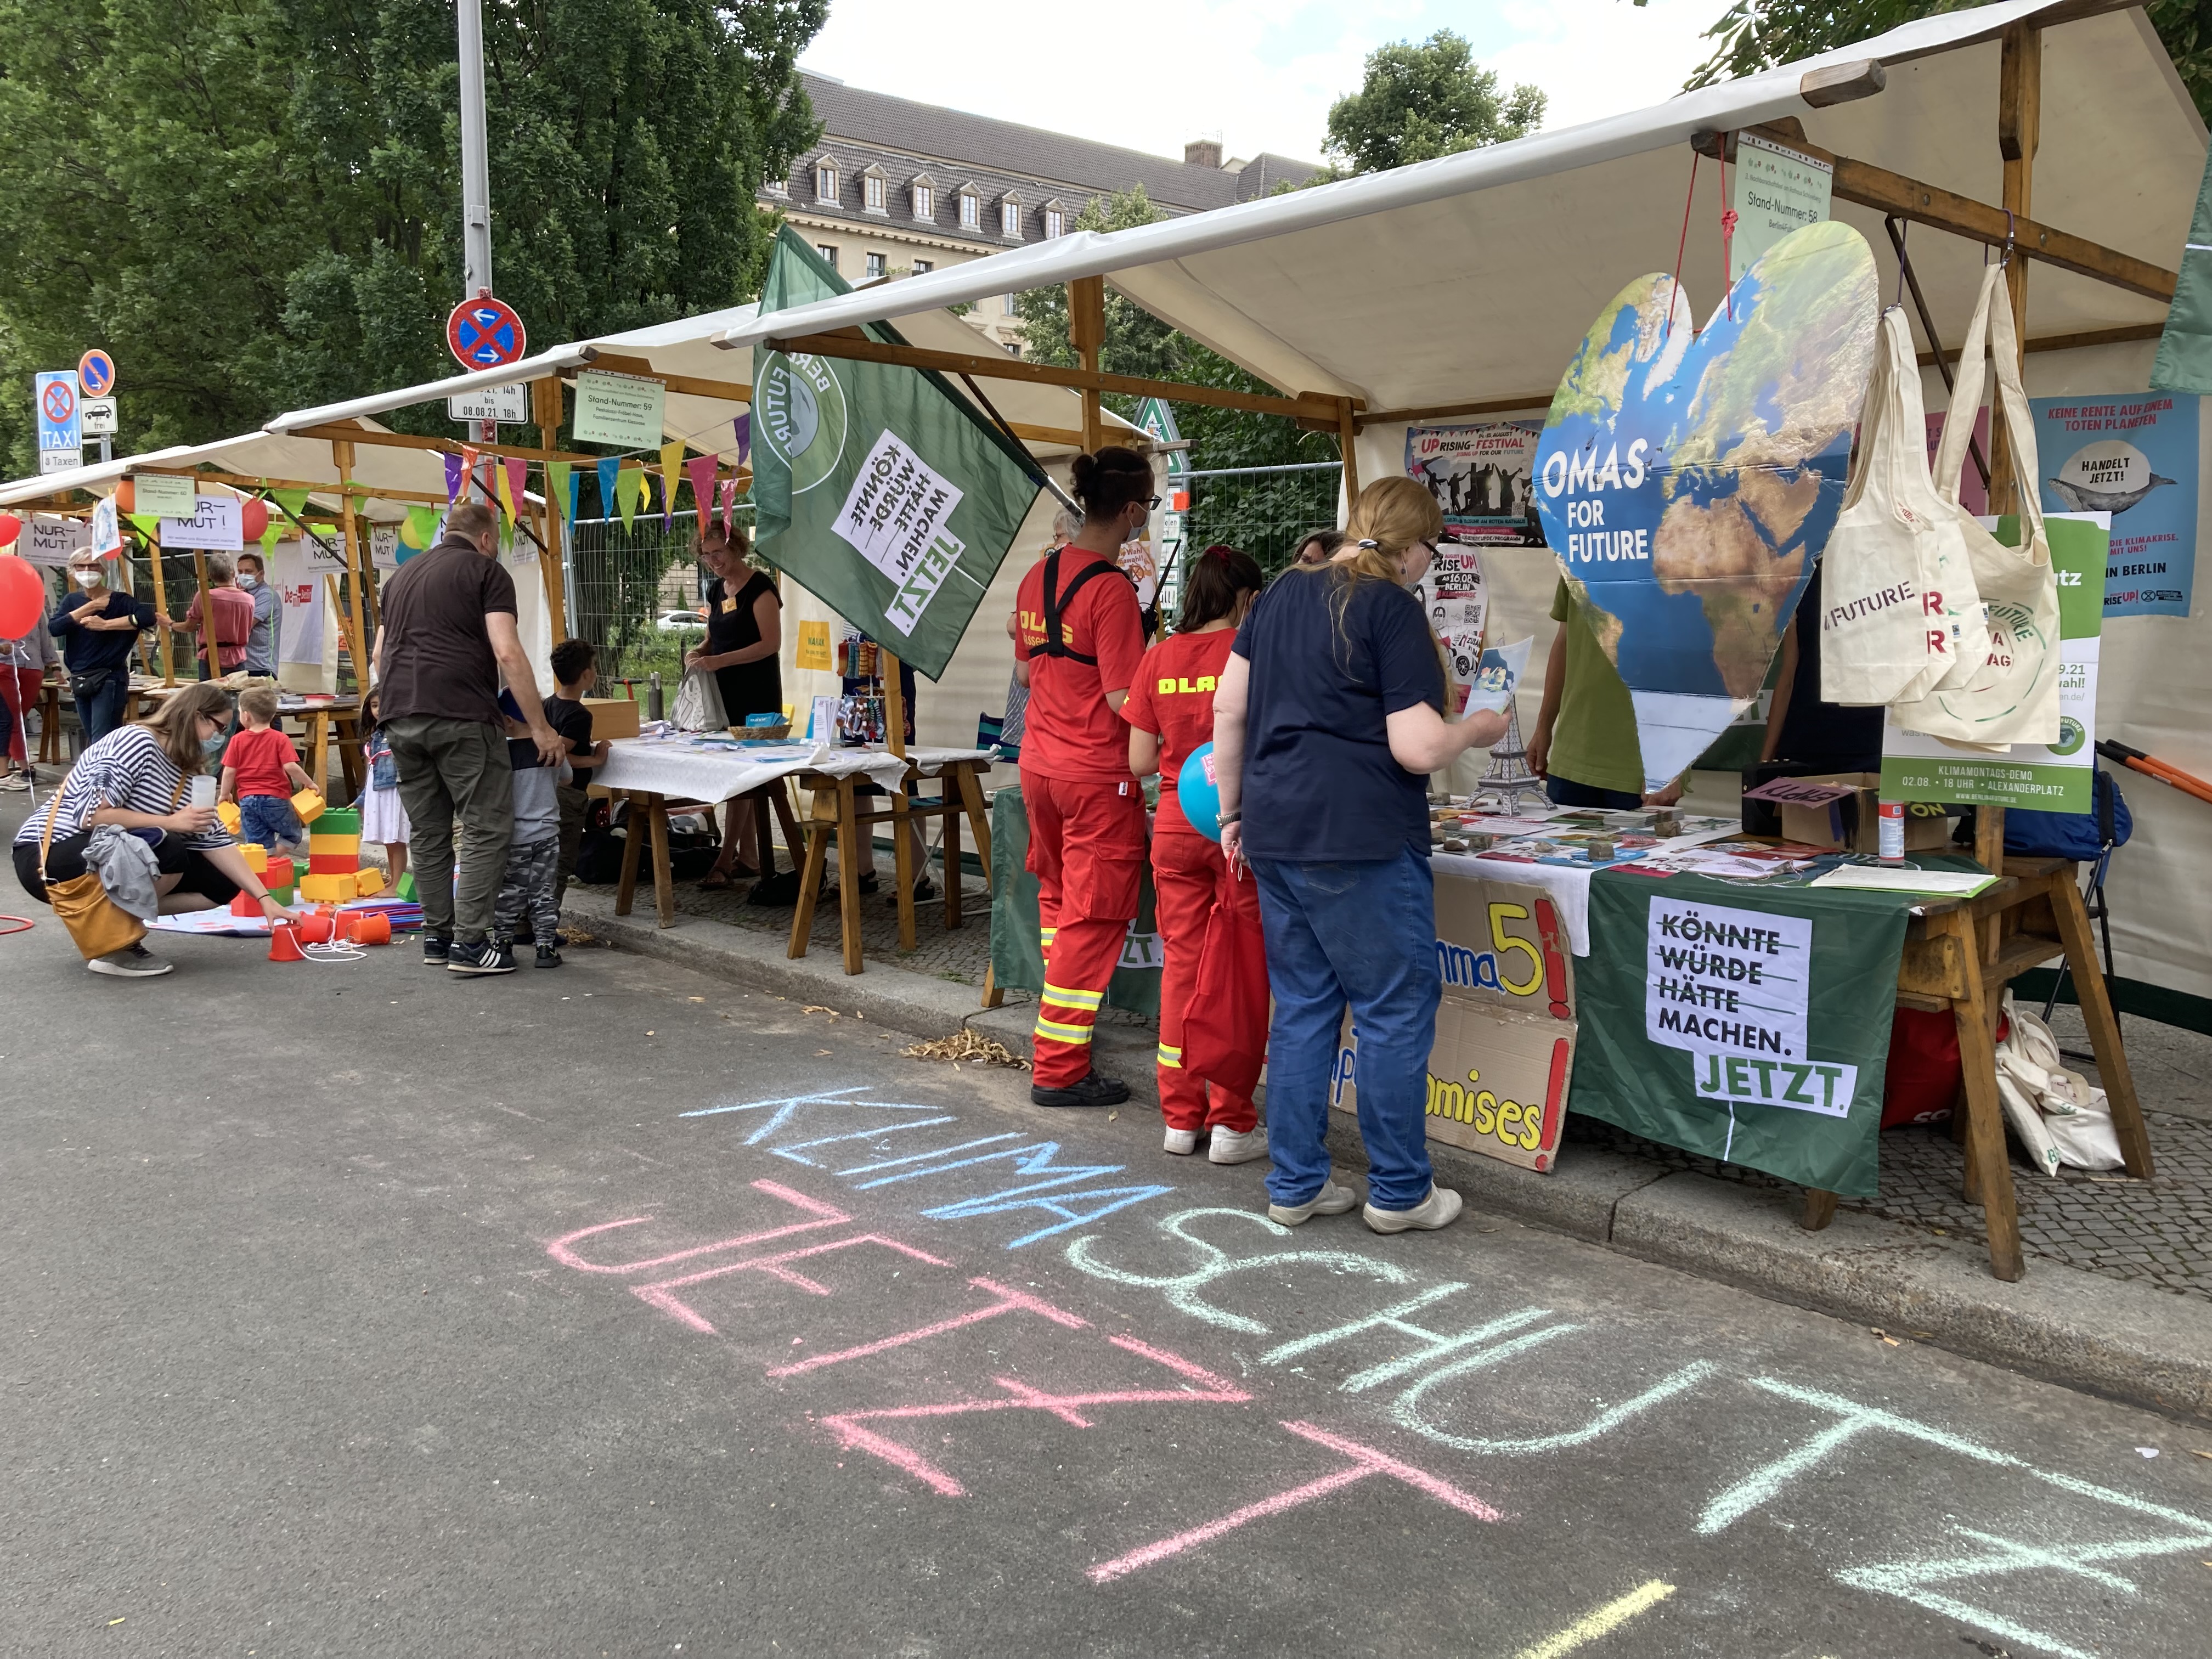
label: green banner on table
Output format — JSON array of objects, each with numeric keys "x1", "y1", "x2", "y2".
[
  {"x1": 988, "y1": 785, "x2": 1161, "y2": 1016},
  {"x1": 1569, "y1": 870, "x2": 1912, "y2": 1198},
  {"x1": 750, "y1": 227, "x2": 1045, "y2": 680}
]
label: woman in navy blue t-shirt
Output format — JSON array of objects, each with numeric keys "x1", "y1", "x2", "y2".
[{"x1": 1212, "y1": 478, "x2": 1506, "y2": 1234}]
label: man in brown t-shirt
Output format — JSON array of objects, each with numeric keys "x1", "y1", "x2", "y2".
[{"x1": 374, "y1": 500, "x2": 563, "y2": 974}]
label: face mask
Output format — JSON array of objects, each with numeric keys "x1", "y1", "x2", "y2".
[
  {"x1": 238, "y1": 574, "x2": 258, "y2": 589},
  {"x1": 201, "y1": 732, "x2": 227, "y2": 758},
  {"x1": 73, "y1": 569, "x2": 100, "y2": 588}
]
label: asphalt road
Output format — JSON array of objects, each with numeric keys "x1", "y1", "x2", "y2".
[{"x1": 2, "y1": 904, "x2": 2209, "y2": 1659}]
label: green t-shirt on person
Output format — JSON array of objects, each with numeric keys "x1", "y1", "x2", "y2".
[{"x1": 1545, "y1": 578, "x2": 1645, "y2": 797}]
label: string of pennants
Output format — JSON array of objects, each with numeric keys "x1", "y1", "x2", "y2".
[{"x1": 442, "y1": 413, "x2": 754, "y2": 540}]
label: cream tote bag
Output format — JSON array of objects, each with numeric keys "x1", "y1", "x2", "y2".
[
  {"x1": 1893, "y1": 263, "x2": 2063, "y2": 745},
  {"x1": 1820, "y1": 306, "x2": 1987, "y2": 706}
]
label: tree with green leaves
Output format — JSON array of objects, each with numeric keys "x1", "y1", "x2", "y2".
[
  {"x1": 1677, "y1": 0, "x2": 2212, "y2": 122},
  {"x1": 1322, "y1": 30, "x2": 1547, "y2": 178},
  {"x1": 0, "y1": 0, "x2": 825, "y2": 473},
  {"x1": 1012, "y1": 188, "x2": 1337, "y2": 577}
]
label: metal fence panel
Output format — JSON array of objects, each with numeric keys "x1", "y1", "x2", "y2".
[
  {"x1": 1169, "y1": 461, "x2": 1342, "y2": 620},
  {"x1": 566, "y1": 505, "x2": 754, "y2": 689}
]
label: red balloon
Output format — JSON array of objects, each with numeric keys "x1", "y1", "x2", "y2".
[
  {"x1": 240, "y1": 498, "x2": 270, "y2": 541},
  {"x1": 0, "y1": 514, "x2": 20, "y2": 550},
  {"x1": 0, "y1": 555, "x2": 43, "y2": 638}
]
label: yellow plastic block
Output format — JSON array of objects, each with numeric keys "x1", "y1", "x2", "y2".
[
  {"x1": 239, "y1": 842, "x2": 268, "y2": 874},
  {"x1": 291, "y1": 788, "x2": 326, "y2": 825},
  {"x1": 298, "y1": 873, "x2": 356, "y2": 902},
  {"x1": 354, "y1": 867, "x2": 386, "y2": 898},
  {"x1": 218, "y1": 801, "x2": 242, "y2": 836},
  {"x1": 308, "y1": 834, "x2": 362, "y2": 858}
]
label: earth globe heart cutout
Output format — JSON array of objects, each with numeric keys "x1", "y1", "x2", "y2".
[{"x1": 1534, "y1": 219, "x2": 1880, "y2": 792}]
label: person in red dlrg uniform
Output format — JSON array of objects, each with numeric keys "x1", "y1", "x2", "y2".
[
  {"x1": 1123, "y1": 545, "x2": 1268, "y2": 1161},
  {"x1": 1014, "y1": 447, "x2": 1155, "y2": 1107}
]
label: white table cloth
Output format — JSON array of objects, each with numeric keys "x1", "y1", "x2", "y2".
[{"x1": 595, "y1": 737, "x2": 994, "y2": 806}]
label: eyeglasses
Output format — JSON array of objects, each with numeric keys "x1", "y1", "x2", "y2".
[{"x1": 1136, "y1": 495, "x2": 1161, "y2": 512}]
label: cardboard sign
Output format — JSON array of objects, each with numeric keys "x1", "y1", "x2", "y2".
[
  {"x1": 160, "y1": 494, "x2": 244, "y2": 551},
  {"x1": 1330, "y1": 873, "x2": 1578, "y2": 1173},
  {"x1": 132, "y1": 473, "x2": 196, "y2": 517},
  {"x1": 23, "y1": 517, "x2": 87, "y2": 567}
]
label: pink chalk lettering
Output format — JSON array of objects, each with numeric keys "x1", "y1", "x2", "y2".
[
  {"x1": 768, "y1": 1276, "x2": 1087, "y2": 1377},
  {"x1": 544, "y1": 1180, "x2": 850, "y2": 1274},
  {"x1": 1086, "y1": 1420, "x2": 1502, "y2": 1584},
  {"x1": 820, "y1": 1339, "x2": 1254, "y2": 1497},
  {"x1": 634, "y1": 1234, "x2": 952, "y2": 1334}
]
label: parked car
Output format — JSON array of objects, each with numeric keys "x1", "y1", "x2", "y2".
[{"x1": 657, "y1": 607, "x2": 708, "y2": 632}]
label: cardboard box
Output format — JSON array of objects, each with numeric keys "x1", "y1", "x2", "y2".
[
  {"x1": 1776, "y1": 772, "x2": 1951, "y2": 855},
  {"x1": 1332, "y1": 998, "x2": 1575, "y2": 1173},
  {"x1": 581, "y1": 695, "x2": 641, "y2": 740}
]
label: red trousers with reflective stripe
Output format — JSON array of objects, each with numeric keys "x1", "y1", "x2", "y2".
[
  {"x1": 1023, "y1": 770, "x2": 1147, "y2": 1087},
  {"x1": 1152, "y1": 830, "x2": 1262, "y2": 1132}
]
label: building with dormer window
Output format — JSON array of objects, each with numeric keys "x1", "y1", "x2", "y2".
[{"x1": 764, "y1": 72, "x2": 1318, "y2": 353}]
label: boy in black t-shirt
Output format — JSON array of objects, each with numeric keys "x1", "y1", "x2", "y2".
[{"x1": 544, "y1": 639, "x2": 610, "y2": 911}]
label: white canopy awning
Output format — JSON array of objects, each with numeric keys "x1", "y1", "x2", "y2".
[
  {"x1": 714, "y1": 1, "x2": 2199, "y2": 415},
  {"x1": 0, "y1": 422, "x2": 449, "y2": 518}
]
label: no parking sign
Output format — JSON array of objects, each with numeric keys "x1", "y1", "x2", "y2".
[{"x1": 35, "y1": 370, "x2": 80, "y2": 476}]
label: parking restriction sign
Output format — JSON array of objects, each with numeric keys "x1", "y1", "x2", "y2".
[
  {"x1": 445, "y1": 295, "x2": 528, "y2": 370},
  {"x1": 35, "y1": 370, "x2": 81, "y2": 476}
]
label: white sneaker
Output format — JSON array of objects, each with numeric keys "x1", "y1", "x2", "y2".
[
  {"x1": 1163, "y1": 1127, "x2": 1200, "y2": 1156},
  {"x1": 1208, "y1": 1126, "x2": 1269, "y2": 1165},
  {"x1": 1267, "y1": 1179, "x2": 1360, "y2": 1226},
  {"x1": 87, "y1": 942, "x2": 173, "y2": 978},
  {"x1": 1363, "y1": 1184, "x2": 1464, "y2": 1234}
]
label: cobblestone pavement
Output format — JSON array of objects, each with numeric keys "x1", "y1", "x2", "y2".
[{"x1": 577, "y1": 851, "x2": 2212, "y2": 1304}]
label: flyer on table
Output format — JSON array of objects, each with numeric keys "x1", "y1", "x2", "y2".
[{"x1": 2029, "y1": 394, "x2": 2197, "y2": 618}]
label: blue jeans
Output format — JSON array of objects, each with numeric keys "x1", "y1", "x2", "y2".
[
  {"x1": 72, "y1": 674, "x2": 130, "y2": 746},
  {"x1": 239, "y1": 794, "x2": 305, "y2": 850},
  {"x1": 1545, "y1": 774, "x2": 1642, "y2": 811},
  {"x1": 1250, "y1": 847, "x2": 1441, "y2": 1210}
]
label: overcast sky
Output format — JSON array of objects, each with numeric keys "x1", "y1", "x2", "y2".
[{"x1": 798, "y1": 0, "x2": 1723, "y2": 167}]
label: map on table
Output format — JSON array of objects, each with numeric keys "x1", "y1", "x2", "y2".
[{"x1": 1534, "y1": 220, "x2": 1880, "y2": 791}]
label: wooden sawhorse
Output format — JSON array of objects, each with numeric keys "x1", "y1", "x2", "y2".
[
  {"x1": 788, "y1": 758, "x2": 994, "y2": 974},
  {"x1": 611, "y1": 782, "x2": 808, "y2": 929},
  {"x1": 1797, "y1": 856, "x2": 2152, "y2": 1279}
]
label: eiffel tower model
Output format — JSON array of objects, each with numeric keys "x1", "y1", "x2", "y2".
[{"x1": 1477, "y1": 699, "x2": 1548, "y2": 809}]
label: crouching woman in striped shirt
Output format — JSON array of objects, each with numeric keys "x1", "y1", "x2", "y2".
[{"x1": 13, "y1": 681, "x2": 292, "y2": 977}]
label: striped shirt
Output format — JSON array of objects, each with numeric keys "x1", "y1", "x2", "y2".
[{"x1": 14, "y1": 726, "x2": 236, "y2": 853}]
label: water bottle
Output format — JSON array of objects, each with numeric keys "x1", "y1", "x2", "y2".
[{"x1": 647, "y1": 671, "x2": 664, "y2": 723}]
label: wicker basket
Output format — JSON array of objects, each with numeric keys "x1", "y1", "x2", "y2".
[{"x1": 731, "y1": 721, "x2": 791, "y2": 742}]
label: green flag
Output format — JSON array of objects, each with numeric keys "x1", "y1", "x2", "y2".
[
  {"x1": 750, "y1": 227, "x2": 1046, "y2": 680},
  {"x1": 2152, "y1": 143, "x2": 2212, "y2": 392}
]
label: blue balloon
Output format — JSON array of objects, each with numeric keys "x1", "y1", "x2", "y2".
[{"x1": 1177, "y1": 742, "x2": 1223, "y2": 842}]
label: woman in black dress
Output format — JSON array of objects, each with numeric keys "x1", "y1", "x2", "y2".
[{"x1": 687, "y1": 524, "x2": 782, "y2": 885}]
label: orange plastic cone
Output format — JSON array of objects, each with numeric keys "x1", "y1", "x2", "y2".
[{"x1": 267, "y1": 921, "x2": 306, "y2": 962}]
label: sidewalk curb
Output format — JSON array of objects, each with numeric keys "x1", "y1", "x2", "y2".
[{"x1": 569, "y1": 890, "x2": 2212, "y2": 1423}]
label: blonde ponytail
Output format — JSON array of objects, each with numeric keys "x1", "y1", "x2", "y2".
[{"x1": 1323, "y1": 477, "x2": 1457, "y2": 706}]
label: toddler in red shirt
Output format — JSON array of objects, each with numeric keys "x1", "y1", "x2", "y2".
[
  {"x1": 221, "y1": 686, "x2": 315, "y2": 851},
  {"x1": 1122, "y1": 545, "x2": 1269, "y2": 1162}
]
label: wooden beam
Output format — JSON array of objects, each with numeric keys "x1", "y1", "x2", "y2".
[
  {"x1": 190, "y1": 550, "x2": 213, "y2": 681},
  {"x1": 1731, "y1": 121, "x2": 2172, "y2": 303},
  {"x1": 335, "y1": 441, "x2": 373, "y2": 699},
  {"x1": 538, "y1": 407, "x2": 569, "y2": 645},
  {"x1": 761, "y1": 330, "x2": 1350, "y2": 425},
  {"x1": 1990, "y1": 21, "x2": 2041, "y2": 520},
  {"x1": 286, "y1": 423, "x2": 608, "y2": 466},
  {"x1": 1336, "y1": 398, "x2": 1361, "y2": 505},
  {"x1": 1068, "y1": 276, "x2": 1107, "y2": 454},
  {"x1": 1003, "y1": 422, "x2": 1086, "y2": 448},
  {"x1": 574, "y1": 350, "x2": 753, "y2": 406},
  {"x1": 149, "y1": 524, "x2": 176, "y2": 684},
  {"x1": 1358, "y1": 392, "x2": 1553, "y2": 429},
  {"x1": 133, "y1": 465, "x2": 449, "y2": 506},
  {"x1": 1918, "y1": 321, "x2": 2163, "y2": 366}
]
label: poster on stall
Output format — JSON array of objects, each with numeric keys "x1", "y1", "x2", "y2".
[
  {"x1": 1880, "y1": 512, "x2": 2108, "y2": 812},
  {"x1": 1569, "y1": 873, "x2": 1910, "y2": 1198},
  {"x1": 1332, "y1": 873, "x2": 1577, "y2": 1172},
  {"x1": 1410, "y1": 540, "x2": 1487, "y2": 693},
  {"x1": 270, "y1": 541, "x2": 326, "y2": 666},
  {"x1": 23, "y1": 516, "x2": 86, "y2": 567},
  {"x1": 1406, "y1": 422, "x2": 1544, "y2": 545},
  {"x1": 989, "y1": 786, "x2": 1161, "y2": 1015},
  {"x1": 2029, "y1": 394, "x2": 2196, "y2": 617}
]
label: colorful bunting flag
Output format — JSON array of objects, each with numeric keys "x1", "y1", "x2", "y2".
[
  {"x1": 493, "y1": 459, "x2": 517, "y2": 524},
  {"x1": 548, "y1": 461, "x2": 574, "y2": 523},
  {"x1": 270, "y1": 488, "x2": 311, "y2": 528},
  {"x1": 126, "y1": 512, "x2": 161, "y2": 538},
  {"x1": 443, "y1": 454, "x2": 465, "y2": 503},
  {"x1": 616, "y1": 464, "x2": 643, "y2": 532},
  {"x1": 503, "y1": 456, "x2": 528, "y2": 523},
  {"x1": 717, "y1": 476, "x2": 741, "y2": 538},
  {"x1": 595, "y1": 456, "x2": 620, "y2": 522},
  {"x1": 732, "y1": 413, "x2": 752, "y2": 466},
  {"x1": 460, "y1": 447, "x2": 481, "y2": 505},
  {"x1": 658, "y1": 442, "x2": 684, "y2": 528},
  {"x1": 685, "y1": 454, "x2": 718, "y2": 525}
]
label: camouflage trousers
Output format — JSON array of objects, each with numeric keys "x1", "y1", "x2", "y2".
[{"x1": 493, "y1": 836, "x2": 560, "y2": 946}]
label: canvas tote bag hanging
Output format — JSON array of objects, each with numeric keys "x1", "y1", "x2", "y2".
[
  {"x1": 1893, "y1": 262, "x2": 2063, "y2": 746},
  {"x1": 37, "y1": 776, "x2": 167, "y2": 961},
  {"x1": 1820, "y1": 306, "x2": 1987, "y2": 706}
]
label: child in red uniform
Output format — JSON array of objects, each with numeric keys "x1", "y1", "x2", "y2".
[
  {"x1": 219, "y1": 686, "x2": 315, "y2": 851},
  {"x1": 1013, "y1": 447, "x2": 1155, "y2": 1107},
  {"x1": 1122, "y1": 546, "x2": 1268, "y2": 1161}
]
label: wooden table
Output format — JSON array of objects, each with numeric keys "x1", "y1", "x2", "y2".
[
  {"x1": 283, "y1": 700, "x2": 363, "y2": 803},
  {"x1": 786, "y1": 759, "x2": 995, "y2": 974},
  {"x1": 35, "y1": 675, "x2": 65, "y2": 764},
  {"x1": 612, "y1": 779, "x2": 808, "y2": 930},
  {"x1": 1796, "y1": 855, "x2": 2150, "y2": 1281}
]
